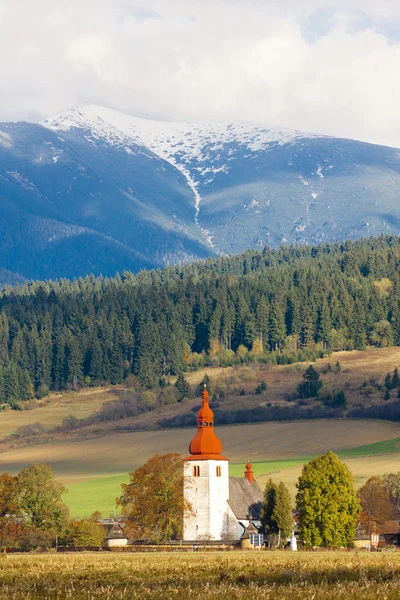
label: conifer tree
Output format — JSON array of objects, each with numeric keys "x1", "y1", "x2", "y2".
[
  {"x1": 297, "y1": 365, "x2": 322, "y2": 398},
  {"x1": 316, "y1": 299, "x2": 331, "y2": 348},
  {"x1": 392, "y1": 367, "x2": 400, "y2": 388},
  {"x1": 19, "y1": 370, "x2": 35, "y2": 401},
  {"x1": 260, "y1": 478, "x2": 277, "y2": 535},
  {"x1": 261, "y1": 479, "x2": 292, "y2": 545},
  {"x1": 5, "y1": 364, "x2": 20, "y2": 404},
  {"x1": 196, "y1": 373, "x2": 212, "y2": 396},
  {"x1": 175, "y1": 373, "x2": 190, "y2": 402},
  {"x1": 88, "y1": 340, "x2": 104, "y2": 385},
  {"x1": 268, "y1": 300, "x2": 285, "y2": 351}
]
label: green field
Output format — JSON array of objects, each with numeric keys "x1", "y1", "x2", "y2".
[
  {"x1": 67, "y1": 474, "x2": 129, "y2": 519},
  {"x1": 2, "y1": 552, "x2": 400, "y2": 599}
]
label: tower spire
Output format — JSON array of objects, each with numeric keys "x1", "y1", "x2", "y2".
[
  {"x1": 244, "y1": 461, "x2": 254, "y2": 484},
  {"x1": 184, "y1": 384, "x2": 227, "y2": 461}
]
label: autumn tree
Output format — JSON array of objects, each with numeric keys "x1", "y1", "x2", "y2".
[
  {"x1": 384, "y1": 472, "x2": 400, "y2": 514},
  {"x1": 117, "y1": 453, "x2": 192, "y2": 542},
  {"x1": 68, "y1": 518, "x2": 105, "y2": 547},
  {"x1": 261, "y1": 479, "x2": 292, "y2": 546},
  {"x1": 0, "y1": 473, "x2": 19, "y2": 549},
  {"x1": 296, "y1": 452, "x2": 360, "y2": 547},
  {"x1": 357, "y1": 476, "x2": 393, "y2": 533},
  {"x1": 17, "y1": 463, "x2": 69, "y2": 540}
]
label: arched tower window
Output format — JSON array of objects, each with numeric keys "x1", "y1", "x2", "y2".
[
  {"x1": 216, "y1": 466, "x2": 221, "y2": 477},
  {"x1": 193, "y1": 465, "x2": 200, "y2": 477}
]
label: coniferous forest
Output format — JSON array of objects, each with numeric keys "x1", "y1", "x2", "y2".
[{"x1": 0, "y1": 235, "x2": 399, "y2": 405}]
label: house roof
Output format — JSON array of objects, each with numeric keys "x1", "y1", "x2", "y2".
[
  {"x1": 241, "y1": 520, "x2": 259, "y2": 540},
  {"x1": 380, "y1": 521, "x2": 400, "y2": 535},
  {"x1": 354, "y1": 523, "x2": 370, "y2": 541},
  {"x1": 102, "y1": 523, "x2": 127, "y2": 539},
  {"x1": 228, "y1": 477, "x2": 263, "y2": 520}
]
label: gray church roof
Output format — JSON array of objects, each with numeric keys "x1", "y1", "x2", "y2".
[{"x1": 228, "y1": 477, "x2": 263, "y2": 520}]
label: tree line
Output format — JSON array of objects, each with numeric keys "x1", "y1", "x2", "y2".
[
  {"x1": 0, "y1": 464, "x2": 109, "y2": 550},
  {"x1": 117, "y1": 451, "x2": 400, "y2": 547},
  {"x1": 0, "y1": 234, "x2": 399, "y2": 403}
]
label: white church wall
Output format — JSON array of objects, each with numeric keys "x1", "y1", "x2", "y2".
[
  {"x1": 224, "y1": 503, "x2": 242, "y2": 541},
  {"x1": 184, "y1": 459, "x2": 230, "y2": 541}
]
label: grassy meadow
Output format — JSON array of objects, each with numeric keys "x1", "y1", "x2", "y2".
[{"x1": 1, "y1": 552, "x2": 400, "y2": 599}]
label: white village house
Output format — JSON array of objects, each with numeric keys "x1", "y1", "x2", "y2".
[{"x1": 183, "y1": 386, "x2": 263, "y2": 542}]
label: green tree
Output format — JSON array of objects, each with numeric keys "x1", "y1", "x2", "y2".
[
  {"x1": 18, "y1": 370, "x2": 35, "y2": 401},
  {"x1": 261, "y1": 479, "x2": 292, "y2": 546},
  {"x1": 175, "y1": 372, "x2": 191, "y2": 402},
  {"x1": 296, "y1": 452, "x2": 360, "y2": 547},
  {"x1": 268, "y1": 299, "x2": 286, "y2": 351},
  {"x1": 117, "y1": 454, "x2": 192, "y2": 542},
  {"x1": 195, "y1": 373, "x2": 212, "y2": 397},
  {"x1": 316, "y1": 299, "x2": 331, "y2": 349},
  {"x1": 392, "y1": 368, "x2": 400, "y2": 388},
  {"x1": 260, "y1": 478, "x2": 277, "y2": 535},
  {"x1": 370, "y1": 320, "x2": 394, "y2": 347},
  {"x1": 297, "y1": 365, "x2": 322, "y2": 398},
  {"x1": 17, "y1": 463, "x2": 69, "y2": 535},
  {"x1": 4, "y1": 364, "x2": 20, "y2": 404}
]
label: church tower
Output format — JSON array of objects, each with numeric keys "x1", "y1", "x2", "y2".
[{"x1": 183, "y1": 386, "x2": 231, "y2": 541}]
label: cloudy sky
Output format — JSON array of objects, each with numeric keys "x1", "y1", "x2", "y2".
[{"x1": 1, "y1": 0, "x2": 400, "y2": 146}]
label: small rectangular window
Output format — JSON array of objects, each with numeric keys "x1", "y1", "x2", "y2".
[
  {"x1": 193, "y1": 465, "x2": 200, "y2": 477},
  {"x1": 216, "y1": 466, "x2": 221, "y2": 477}
]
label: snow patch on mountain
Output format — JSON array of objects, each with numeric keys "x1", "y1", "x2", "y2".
[
  {"x1": 43, "y1": 104, "x2": 322, "y2": 162},
  {"x1": 42, "y1": 105, "x2": 323, "y2": 252}
]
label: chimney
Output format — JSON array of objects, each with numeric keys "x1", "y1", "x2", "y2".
[{"x1": 244, "y1": 461, "x2": 254, "y2": 484}]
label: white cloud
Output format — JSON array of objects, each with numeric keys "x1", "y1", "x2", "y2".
[{"x1": 1, "y1": 0, "x2": 400, "y2": 146}]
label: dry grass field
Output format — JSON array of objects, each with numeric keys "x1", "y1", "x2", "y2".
[
  {"x1": 0, "y1": 419, "x2": 398, "y2": 482},
  {"x1": 2, "y1": 347, "x2": 400, "y2": 443},
  {"x1": 1, "y1": 552, "x2": 400, "y2": 599},
  {"x1": 0, "y1": 387, "x2": 119, "y2": 440},
  {"x1": 0, "y1": 418, "x2": 399, "y2": 517}
]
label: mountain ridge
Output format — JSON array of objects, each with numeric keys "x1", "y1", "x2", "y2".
[{"x1": 0, "y1": 105, "x2": 400, "y2": 280}]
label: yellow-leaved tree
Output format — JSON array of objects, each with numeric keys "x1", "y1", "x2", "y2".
[{"x1": 117, "y1": 453, "x2": 192, "y2": 542}]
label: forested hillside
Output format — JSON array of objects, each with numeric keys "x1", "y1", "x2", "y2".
[{"x1": 0, "y1": 235, "x2": 399, "y2": 403}]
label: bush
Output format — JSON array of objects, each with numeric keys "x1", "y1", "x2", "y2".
[
  {"x1": 36, "y1": 384, "x2": 49, "y2": 399},
  {"x1": 13, "y1": 421, "x2": 46, "y2": 439},
  {"x1": 139, "y1": 391, "x2": 157, "y2": 411},
  {"x1": 58, "y1": 415, "x2": 80, "y2": 432},
  {"x1": 361, "y1": 385, "x2": 375, "y2": 397}
]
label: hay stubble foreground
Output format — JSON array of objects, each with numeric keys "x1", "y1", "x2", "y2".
[{"x1": 1, "y1": 552, "x2": 400, "y2": 599}]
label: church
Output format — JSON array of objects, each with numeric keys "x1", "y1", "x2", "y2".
[{"x1": 183, "y1": 386, "x2": 264, "y2": 542}]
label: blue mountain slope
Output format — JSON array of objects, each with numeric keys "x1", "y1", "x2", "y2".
[
  {"x1": 190, "y1": 136, "x2": 400, "y2": 252},
  {"x1": 1, "y1": 104, "x2": 400, "y2": 280},
  {"x1": 0, "y1": 120, "x2": 212, "y2": 280}
]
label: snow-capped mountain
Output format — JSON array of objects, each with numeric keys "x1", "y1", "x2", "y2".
[
  {"x1": 0, "y1": 104, "x2": 400, "y2": 281},
  {"x1": 43, "y1": 105, "x2": 323, "y2": 250}
]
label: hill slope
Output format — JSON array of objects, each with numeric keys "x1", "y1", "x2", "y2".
[{"x1": 1, "y1": 106, "x2": 400, "y2": 278}]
